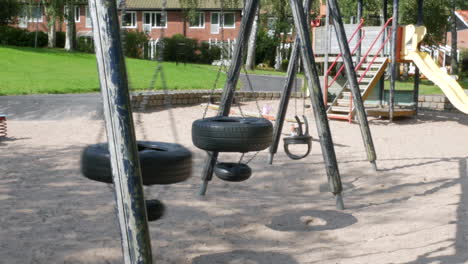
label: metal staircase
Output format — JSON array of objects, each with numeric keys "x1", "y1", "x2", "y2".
[
  {"x1": 327, "y1": 57, "x2": 388, "y2": 121},
  {"x1": 323, "y1": 18, "x2": 394, "y2": 122}
]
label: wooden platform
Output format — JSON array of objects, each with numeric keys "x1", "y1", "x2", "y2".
[{"x1": 366, "y1": 107, "x2": 416, "y2": 118}]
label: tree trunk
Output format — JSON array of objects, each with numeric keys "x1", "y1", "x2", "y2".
[
  {"x1": 65, "y1": 2, "x2": 76, "y2": 51},
  {"x1": 274, "y1": 44, "x2": 282, "y2": 71},
  {"x1": 245, "y1": 5, "x2": 259, "y2": 71},
  {"x1": 48, "y1": 19, "x2": 56, "y2": 48},
  {"x1": 451, "y1": 0, "x2": 458, "y2": 75}
]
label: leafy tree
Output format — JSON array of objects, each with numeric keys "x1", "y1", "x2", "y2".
[{"x1": 0, "y1": 0, "x2": 21, "y2": 25}]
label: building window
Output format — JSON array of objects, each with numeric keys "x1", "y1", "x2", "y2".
[
  {"x1": 64, "y1": 5, "x2": 81, "y2": 23},
  {"x1": 75, "y1": 6, "x2": 80, "y2": 22},
  {"x1": 122, "y1": 11, "x2": 137, "y2": 28},
  {"x1": 85, "y1": 6, "x2": 92, "y2": 28},
  {"x1": 143, "y1": 12, "x2": 167, "y2": 28},
  {"x1": 18, "y1": 5, "x2": 43, "y2": 27},
  {"x1": 222, "y1": 13, "x2": 235, "y2": 28},
  {"x1": 29, "y1": 5, "x2": 43, "y2": 22},
  {"x1": 189, "y1": 12, "x2": 205, "y2": 28}
]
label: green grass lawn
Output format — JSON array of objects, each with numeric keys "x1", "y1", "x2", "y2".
[
  {"x1": 209, "y1": 65, "x2": 465, "y2": 95},
  {"x1": 0, "y1": 46, "x2": 226, "y2": 95}
]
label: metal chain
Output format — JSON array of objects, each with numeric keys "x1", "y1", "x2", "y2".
[
  {"x1": 242, "y1": 64, "x2": 263, "y2": 116},
  {"x1": 244, "y1": 151, "x2": 260, "y2": 165}
]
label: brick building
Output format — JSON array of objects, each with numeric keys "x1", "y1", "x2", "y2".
[
  {"x1": 446, "y1": 10, "x2": 468, "y2": 49},
  {"x1": 13, "y1": 0, "x2": 243, "y2": 42}
]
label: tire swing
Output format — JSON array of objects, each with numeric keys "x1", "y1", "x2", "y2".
[
  {"x1": 192, "y1": 116, "x2": 273, "y2": 182},
  {"x1": 80, "y1": 0, "x2": 191, "y2": 221},
  {"x1": 192, "y1": 51, "x2": 273, "y2": 182}
]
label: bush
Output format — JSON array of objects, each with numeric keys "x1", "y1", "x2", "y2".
[
  {"x1": 123, "y1": 30, "x2": 149, "y2": 59},
  {"x1": 460, "y1": 48, "x2": 468, "y2": 74},
  {"x1": 0, "y1": 25, "x2": 47, "y2": 47},
  {"x1": 162, "y1": 34, "x2": 198, "y2": 63},
  {"x1": 198, "y1": 42, "x2": 221, "y2": 64},
  {"x1": 255, "y1": 30, "x2": 278, "y2": 67},
  {"x1": 56, "y1": 31, "x2": 65, "y2": 48},
  {"x1": 76, "y1": 36, "x2": 94, "y2": 53}
]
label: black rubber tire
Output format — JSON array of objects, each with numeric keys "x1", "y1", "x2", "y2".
[
  {"x1": 192, "y1": 116, "x2": 273, "y2": 152},
  {"x1": 81, "y1": 141, "x2": 192, "y2": 185},
  {"x1": 146, "y1": 199, "x2": 165, "y2": 221},
  {"x1": 214, "y1": 162, "x2": 252, "y2": 182}
]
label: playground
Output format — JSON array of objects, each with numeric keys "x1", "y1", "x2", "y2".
[
  {"x1": 1, "y1": 101, "x2": 468, "y2": 263},
  {"x1": 1, "y1": 0, "x2": 468, "y2": 262}
]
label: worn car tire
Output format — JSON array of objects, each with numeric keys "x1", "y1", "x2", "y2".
[
  {"x1": 214, "y1": 162, "x2": 252, "y2": 182},
  {"x1": 192, "y1": 116, "x2": 273, "y2": 152},
  {"x1": 81, "y1": 141, "x2": 192, "y2": 185}
]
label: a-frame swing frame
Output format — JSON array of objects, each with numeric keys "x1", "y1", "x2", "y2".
[{"x1": 199, "y1": 0, "x2": 379, "y2": 210}]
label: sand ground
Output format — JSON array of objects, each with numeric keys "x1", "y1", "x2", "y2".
[{"x1": 1, "y1": 100, "x2": 468, "y2": 264}]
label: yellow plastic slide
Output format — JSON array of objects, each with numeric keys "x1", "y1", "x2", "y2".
[{"x1": 408, "y1": 51, "x2": 468, "y2": 114}]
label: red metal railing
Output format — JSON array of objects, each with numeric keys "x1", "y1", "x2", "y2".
[
  {"x1": 324, "y1": 19, "x2": 365, "y2": 105},
  {"x1": 346, "y1": 17, "x2": 394, "y2": 122}
]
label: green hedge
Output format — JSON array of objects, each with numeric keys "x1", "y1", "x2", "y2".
[{"x1": 0, "y1": 26, "x2": 47, "y2": 47}]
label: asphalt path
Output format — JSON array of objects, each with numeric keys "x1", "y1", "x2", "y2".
[{"x1": 0, "y1": 74, "x2": 305, "y2": 120}]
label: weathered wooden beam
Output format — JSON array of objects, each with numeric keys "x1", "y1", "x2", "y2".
[
  {"x1": 289, "y1": 0, "x2": 344, "y2": 210},
  {"x1": 199, "y1": 0, "x2": 260, "y2": 195},
  {"x1": 88, "y1": 0, "x2": 152, "y2": 263},
  {"x1": 389, "y1": 0, "x2": 399, "y2": 121},
  {"x1": 379, "y1": 0, "x2": 388, "y2": 106},
  {"x1": 356, "y1": 0, "x2": 363, "y2": 64},
  {"x1": 268, "y1": 0, "x2": 312, "y2": 165},
  {"x1": 328, "y1": 0, "x2": 378, "y2": 171},
  {"x1": 413, "y1": 0, "x2": 424, "y2": 114}
]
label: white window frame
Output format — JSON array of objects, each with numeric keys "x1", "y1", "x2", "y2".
[
  {"x1": 74, "y1": 6, "x2": 81, "y2": 23},
  {"x1": 64, "y1": 5, "x2": 81, "y2": 23},
  {"x1": 85, "y1": 6, "x2": 92, "y2": 28},
  {"x1": 121, "y1": 11, "x2": 137, "y2": 28},
  {"x1": 142, "y1": 11, "x2": 167, "y2": 28},
  {"x1": 18, "y1": 7, "x2": 28, "y2": 28},
  {"x1": 25, "y1": 5, "x2": 43, "y2": 23},
  {"x1": 189, "y1": 12, "x2": 205, "y2": 29},
  {"x1": 211, "y1": 12, "x2": 235, "y2": 29},
  {"x1": 222, "y1": 12, "x2": 235, "y2": 29}
]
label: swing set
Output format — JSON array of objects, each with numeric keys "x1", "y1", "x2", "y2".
[{"x1": 80, "y1": 0, "x2": 385, "y2": 262}]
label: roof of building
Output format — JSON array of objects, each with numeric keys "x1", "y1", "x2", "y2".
[
  {"x1": 456, "y1": 10, "x2": 468, "y2": 28},
  {"x1": 124, "y1": 0, "x2": 243, "y2": 10}
]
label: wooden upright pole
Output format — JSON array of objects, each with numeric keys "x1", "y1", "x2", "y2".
[
  {"x1": 328, "y1": 0, "x2": 378, "y2": 170},
  {"x1": 389, "y1": 0, "x2": 399, "y2": 121},
  {"x1": 88, "y1": 0, "x2": 152, "y2": 263},
  {"x1": 413, "y1": 0, "x2": 423, "y2": 114},
  {"x1": 199, "y1": 0, "x2": 260, "y2": 195},
  {"x1": 289, "y1": 0, "x2": 344, "y2": 209},
  {"x1": 379, "y1": 0, "x2": 388, "y2": 106},
  {"x1": 268, "y1": 0, "x2": 313, "y2": 164},
  {"x1": 356, "y1": 0, "x2": 363, "y2": 64}
]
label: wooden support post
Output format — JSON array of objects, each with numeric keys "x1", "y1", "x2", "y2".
[
  {"x1": 289, "y1": 0, "x2": 344, "y2": 209},
  {"x1": 323, "y1": 0, "x2": 330, "y2": 99},
  {"x1": 328, "y1": 0, "x2": 378, "y2": 171},
  {"x1": 389, "y1": 0, "x2": 399, "y2": 121},
  {"x1": 413, "y1": 0, "x2": 424, "y2": 114},
  {"x1": 379, "y1": 0, "x2": 388, "y2": 106},
  {"x1": 356, "y1": 0, "x2": 363, "y2": 64},
  {"x1": 88, "y1": 1, "x2": 153, "y2": 263},
  {"x1": 199, "y1": 0, "x2": 260, "y2": 195},
  {"x1": 268, "y1": 0, "x2": 313, "y2": 165}
]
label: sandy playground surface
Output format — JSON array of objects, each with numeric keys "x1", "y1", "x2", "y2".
[{"x1": 1, "y1": 100, "x2": 468, "y2": 264}]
